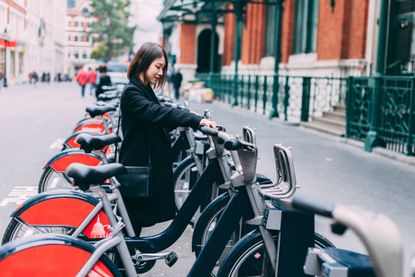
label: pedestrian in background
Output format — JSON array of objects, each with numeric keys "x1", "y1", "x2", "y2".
[
  {"x1": 172, "y1": 67, "x2": 183, "y2": 100},
  {"x1": 75, "y1": 67, "x2": 88, "y2": 97},
  {"x1": 0, "y1": 71, "x2": 4, "y2": 91},
  {"x1": 95, "y1": 65, "x2": 112, "y2": 99},
  {"x1": 166, "y1": 64, "x2": 173, "y2": 98},
  {"x1": 87, "y1": 67, "x2": 97, "y2": 96},
  {"x1": 119, "y1": 42, "x2": 216, "y2": 233}
]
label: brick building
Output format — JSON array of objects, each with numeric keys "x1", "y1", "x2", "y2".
[{"x1": 160, "y1": 0, "x2": 415, "y2": 79}]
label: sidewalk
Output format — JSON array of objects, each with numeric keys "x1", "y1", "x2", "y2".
[{"x1": 145, "y1": 99, "x2": 415, "y2": 275}]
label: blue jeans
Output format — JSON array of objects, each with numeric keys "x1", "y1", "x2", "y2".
[{"x1": 81, "y1": 85, "x2": 86, "y2": 97}]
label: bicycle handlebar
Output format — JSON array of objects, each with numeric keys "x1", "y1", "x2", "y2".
[
  {"x1": 291, "y1": 194, "x2": 334, "y2": 218},
  {"x1": 200, "y1": 126, "x2": 219, "y2": 136},
  {"x1": 224, "y1": 138, "x2": 241, "y2": 151}
]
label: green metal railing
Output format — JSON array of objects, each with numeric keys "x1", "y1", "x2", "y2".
[
  {"x1": 347, "y1": 76, "x2": 415, "y2": 155},
  {"x1": 196, "y1": 73, "x2": 415, "y2": 156},
  {"x1": 197, "y1": 73, "x2": 347, "y2": 121}
]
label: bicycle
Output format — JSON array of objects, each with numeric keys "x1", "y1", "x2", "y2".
[
  {"x1": 292, "y1": 194, "x2": 403, "y2": 277},
  {"x1": 0, "y1": 127, "x2": 330, "y2": 276}
]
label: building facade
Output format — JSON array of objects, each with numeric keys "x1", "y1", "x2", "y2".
[
  {"x1": 64, "y1": 0, "x2": 96, "y2": 77},
  {"x1": 160, "y1": 0, "x2": 415, "y2": 79},
  {"x1": 0, "y1": 0, "x2": 65, "y2": 85}
]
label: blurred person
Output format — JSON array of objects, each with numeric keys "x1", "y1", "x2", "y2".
[
  {"x1": 172, "y1": 67, "x2": 183, "y2": 100},
  {"x1": 166, "y1": 64, "x2": 173, "y2": 98},
  {"x1": 0, "y1": 71, "x2": 4, "y2": 91},
  {"x1": 87, "y1": 67, "x2": 97, "y2": 96},
  {"x1": 119, "y1": 42, "x2": 216, "y2": 232},
  {"x1": 75, "y1": 67, "x2": 88, "y2": 97},
  {"x1": 95, "y1": 65, "x2": 112, "y2": 99},
  {"x1": 31, "y1": 71, "x2": 39, "y2": 85}
]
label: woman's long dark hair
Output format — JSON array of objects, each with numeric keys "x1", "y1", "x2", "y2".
[{"x1": 127, "y1": 42, "x2": 168, "y2": 88}]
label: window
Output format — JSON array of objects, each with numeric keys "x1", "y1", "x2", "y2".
[
  {"x1": 386, "y1": 0, "x2": 415, "y2": 75},
  {"x1": 74, "y1": 36, "x2": 78, "y2": 42},
  {"x1": 82, "y1": 52, "x2": 88, "y2": 59},
  {"x1": 264, "y1": 3, "x2": 277, "y2": 57},
  {"x1": 67, "y1": 0, "x2": 76, "y2": 9},
  {"x1": 81, "y1": 7, "x2": 89, "y2": 16},
  {"x1": 292, "y1": 0, "x2": 320, "y2": 54}
]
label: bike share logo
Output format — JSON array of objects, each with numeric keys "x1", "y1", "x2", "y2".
[{"x1": 89, "y1": 215, "x2": 111, "y2": 238}]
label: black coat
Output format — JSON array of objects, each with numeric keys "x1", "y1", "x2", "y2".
[
  {"x1": 119, "y1": 76, "x2": 202, "y2": 227},
  {"x1": 95, "y1": 75, "x2": 112, "y2": 98}
]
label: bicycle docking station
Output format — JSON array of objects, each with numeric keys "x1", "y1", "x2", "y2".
[{"x1": 264, "y1": 199, "x2": 314, "y2": 277}]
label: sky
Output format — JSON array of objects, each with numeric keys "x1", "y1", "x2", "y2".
[{"x1": 130, "y1": 0, "x2": 163, "y2": 51}]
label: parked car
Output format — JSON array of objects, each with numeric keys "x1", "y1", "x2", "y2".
[{"x1": 106, "y1": 62, "x2": 128, "y2": 85}]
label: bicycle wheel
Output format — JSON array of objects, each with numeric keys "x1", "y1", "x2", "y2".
[
  {"x1": 2, "y1": 218, "x2": 75, "y2": 245},
  {"x1": 217, "y1": 230, "x2": 334, "y2": 277},
  {"x1": 38, "y1": 166, "x2": 73, "y2": 193},
  {"x1": 192, "y1": 193, "x2": 233, "y2": 256},
  {"x1": 173, "y1": 156, "x2": 200, "y2": 211},
  {"x1": 0, "y1": 234, "x2": 121, "y2": 277}
]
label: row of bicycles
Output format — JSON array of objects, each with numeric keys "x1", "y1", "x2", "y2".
[{"x1": 0, "y1": 85, "x2": 410, "y2": 276}]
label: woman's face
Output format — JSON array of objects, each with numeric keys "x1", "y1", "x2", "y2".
[{"x1": 145, "y1": 56, "x2": 165, "y2": 85}]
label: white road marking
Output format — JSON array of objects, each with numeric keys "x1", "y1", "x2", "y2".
[
  {"x1": 49, "y1": 138, "x2": 64, "y2": 149},
  {"x1": 0, "y1": 186, "x2": 37, "y2": 206}
]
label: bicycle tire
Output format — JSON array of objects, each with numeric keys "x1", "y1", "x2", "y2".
[
  {"x1": 0, "y1": 234, "x2": 121, "y2": 277},
  {"x1": 173, "y1": 156, "x2": 200, "y2": 211},
  {"x1": 193, "y1": 194, "x2": 335, "y2": 259},
  {"x1": 217, "y1": 230, "x2": 333, "y2": 277},
  {"x1": 38, "y1": 166, "x2": 73, "y2": 193},
  {"x1": 192, "y1": 193, "x2": 231, "y2": 256},
  {"x1": 2, "y1": 218, "x2": 76, "y2": 245}
]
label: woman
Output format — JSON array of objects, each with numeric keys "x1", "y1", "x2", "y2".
[
  {"x1": 119, "y1": 42, "x2": 216, "y2": 232},
  {"x1": 95, "y1": 65, "x2": 112, "y2": 99}
]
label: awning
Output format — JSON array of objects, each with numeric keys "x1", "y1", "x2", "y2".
[
  {"x1": 158, "y1": 0, "x2": 232, "y2": 24},
  {"x1": 0, "y1": 39, "x2": 16, "y2": 48}
]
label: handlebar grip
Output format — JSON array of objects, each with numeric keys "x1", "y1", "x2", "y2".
[
  {"x1": 292, "y1": 194, "x2": 334, "y2": 218},
  {"x1": 200, "y1": 126, "x2": 218, "y2": 136},
  {"x1": 224, "y1": 138, "x2": 241, "y2": 150}
]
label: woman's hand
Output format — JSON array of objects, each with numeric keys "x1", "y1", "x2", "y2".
[{"x1": 199, "y1": 118, "x2": 217, "y2": 129}]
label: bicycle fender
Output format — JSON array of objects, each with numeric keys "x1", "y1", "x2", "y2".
[
  {"x1": 0, "y1": 234, "x2": 115, "y2": 276},
  {"x1": 44, "y1": 149, "x2": 102, "y2": 172},
  {"x1": 11, "y1": 190, "x2": 112, "y2": 239},
  {"x1": 74, "y1": 122, "x2": 107, "y2": 134},
  {"x1": 63, "y1": 130, "x2": 103, "y2": 149}
]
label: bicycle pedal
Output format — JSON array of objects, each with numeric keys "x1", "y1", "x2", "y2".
[{"x1": 165, "y1": 252, "x2": 178, "y2": 267}]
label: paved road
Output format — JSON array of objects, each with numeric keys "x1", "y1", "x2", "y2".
[{"x1": 0, "y1": 82, "x2": 414, "y2": 275}]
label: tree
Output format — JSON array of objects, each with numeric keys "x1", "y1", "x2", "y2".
[{"x1": 89, "y1": 0, "x2": 135, "y2": 62}]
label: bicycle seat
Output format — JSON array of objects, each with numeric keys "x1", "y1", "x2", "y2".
[
  {"x1": 324, "y1": 247, "x2": 375, "y2": 276},
  {"x1": 76, "y1": 133, "x2": 121, "y2": 153},
  {"x1": 85, "y1": 105, "x2": 116, "y2": 118},
  {"x1": 66, "y1": 163, "x2": 127, "y2": 191}
]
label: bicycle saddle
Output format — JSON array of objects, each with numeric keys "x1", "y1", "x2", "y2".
[
  {"x1": 66, "y1": 163, "x2": 127, "y2": 191},
  {"x1": 85, "y1": 105, "x2": 116, "y2": 118},
  {"x1": 76, "y1": 133, "x2": 121, "y2": 153}
]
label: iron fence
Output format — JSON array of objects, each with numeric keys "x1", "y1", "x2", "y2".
[
  {"x1": 197, "y1": 73, "x2": 346, "y2": 122},
  {"x1": 347, "y1": 76, "x2": 415, "y2": 155}
]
